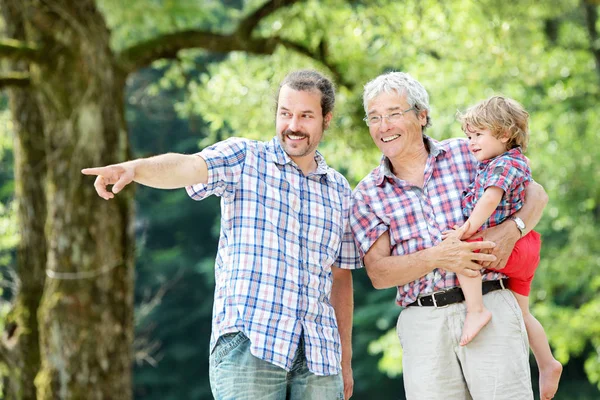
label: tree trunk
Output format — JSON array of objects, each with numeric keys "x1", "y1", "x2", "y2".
[
  {"x1": 1, "y1": 2, "x2": 47, "y2": 399},
  {"x1": 3, "y1": 84, "x2": 47, "y2": 400},
  {"x1": 3, "y1": 0, "x2": 135, "y2": 398}
]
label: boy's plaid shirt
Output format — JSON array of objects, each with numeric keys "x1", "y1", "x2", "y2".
[
  {"x1": 462, "y1": 147, "x2": 531, "y2": 229},
  {"x1": 186, "y1": 136, "x2": 360, "y2": 375}
]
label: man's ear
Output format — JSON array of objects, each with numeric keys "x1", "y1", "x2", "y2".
[
  {"x1": 324, "y1": 112, "x2": 333, "y2": 130},
  {"x1": 419, "y1": 110, "x2": 428, "y2": 127}
]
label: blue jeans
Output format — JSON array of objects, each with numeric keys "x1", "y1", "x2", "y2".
[{"x1": 209, "y1": 332, "x2": 344, "y2": 400}]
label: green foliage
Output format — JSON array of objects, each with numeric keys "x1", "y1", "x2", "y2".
[
  {"x1": 11, "y1": 0, "x2": 593, "y2": 398},
  {"x1": 0, "y1": 106, "x2": 17, "y2": 300},
  {"x1": 141, "y1": 0, "x2": 599, "y2": 397},
  {"x1": 0, "y1": 201, "x2": 17, "y2": 275},
  {"x1": 125, "y1": 67, "x2": 222, "y2": 400},
  {"x1": 97, "y1": 0, "x2": 232, "y2": 50},
  {"x1": 123, "y1": 0, "x2": 598, "y2": 398},
  {"x1": 368, "y1": 328, "x2": 403, "y2": 378}
]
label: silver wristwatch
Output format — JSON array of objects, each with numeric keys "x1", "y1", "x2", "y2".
[{"x1": 510, "y1": 216, "x2": 526, "y2": 237}]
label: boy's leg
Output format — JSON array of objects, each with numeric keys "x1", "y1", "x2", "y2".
[
  {"x1": 457, "y1": 273, "x2": 492, "y2": 345},
  {"x1": 209, "y1": 332, "x2": 287, "y2": 400},
  {"x1": 513, "y1": 292, "x2": 562, "y2": 400}
]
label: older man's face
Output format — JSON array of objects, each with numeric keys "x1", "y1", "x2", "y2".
[{"x1": 366, "y1": 92, "x2": 427, "y2": 160}]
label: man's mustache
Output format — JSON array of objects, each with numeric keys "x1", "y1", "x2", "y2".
[{"x1": 283, "y1": 129, "x2": 308, "y2": 138}]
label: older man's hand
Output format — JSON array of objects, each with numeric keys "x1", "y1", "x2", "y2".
[
  {"x1": 471, "y1": 222, "x2": 520, "y2": 270},
  {"x1": 438, "y1": 223, "x2": 497, "y2": 277}
]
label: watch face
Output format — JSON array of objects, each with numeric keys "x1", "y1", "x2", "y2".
[{"x1": 514, "y1": 217, "x2": 525, "y2": 229}]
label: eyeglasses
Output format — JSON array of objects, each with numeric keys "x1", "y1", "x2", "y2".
[{"x1": 363, "y1": 107, "x2": 416, "y2": 126}]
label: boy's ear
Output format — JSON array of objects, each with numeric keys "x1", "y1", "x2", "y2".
[{"x1": 499, "y1": 131, "x2": 510, "y2": 143}]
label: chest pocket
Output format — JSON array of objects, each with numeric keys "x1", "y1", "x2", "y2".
[{"x1": 387, "y1": 202, "x2": 426, "y2": 255}]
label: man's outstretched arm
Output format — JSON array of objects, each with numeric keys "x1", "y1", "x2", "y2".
[{"x1": 82, "y1": 153, "x2": 208, "y2": 200}]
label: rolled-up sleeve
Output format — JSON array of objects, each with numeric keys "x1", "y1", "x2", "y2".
[
  {"x1": 185, "y1": 137, "x2": 248, "y2": 200},
  {"x1": 484, "y1": 158, "x2": 527, "y2": 193},
  {"x1": 350, "y1": 189, "x2": 388, "y2": 260}
]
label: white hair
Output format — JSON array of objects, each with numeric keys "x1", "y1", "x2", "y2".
[{"x1": 363, "y1": 72, "x2": 432, "y2": 131}]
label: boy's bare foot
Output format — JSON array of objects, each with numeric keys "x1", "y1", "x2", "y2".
[
  {"x1": 540, "y1": 359, "x2": 562, "y2": 399},
  {"x1": 460, "y1": 309, "x2": 492, "y2": 346}
]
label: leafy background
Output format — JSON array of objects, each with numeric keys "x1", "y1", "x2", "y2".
[{"x1": 1, "y1": 0, "x2": 599, "y2": 398}]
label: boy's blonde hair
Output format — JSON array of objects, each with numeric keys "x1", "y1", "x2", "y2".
[{"x1": 459, "y1": 96, "x2": 529, "y2": 151}]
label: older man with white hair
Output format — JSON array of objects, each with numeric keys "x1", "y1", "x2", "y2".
[{"x1": 351, "y1": 71, "x2": 548, "y2": 399}]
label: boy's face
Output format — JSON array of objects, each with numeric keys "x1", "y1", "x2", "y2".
[{"x1": 464, "y1": 125, "x2": 509, "y2": 162}]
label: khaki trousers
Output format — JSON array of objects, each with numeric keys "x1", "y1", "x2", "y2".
[{"x1": 397, "y1": 289, "x2": 533, "y2": 400}]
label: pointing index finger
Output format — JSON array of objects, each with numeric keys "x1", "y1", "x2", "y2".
[{"x1": 81, "y1": 167, "x2": 106, "y2": 176}]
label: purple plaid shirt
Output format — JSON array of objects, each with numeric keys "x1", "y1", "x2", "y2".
[
  {"x1": 351, "y1": 136, "x2": 504, "y2": 307},
  {"x1": 186, "y1": 136, "x2": 360, "y2": 375},
  {"x1": 462, "y1": 147, "x2": 531, "y2": 229}
]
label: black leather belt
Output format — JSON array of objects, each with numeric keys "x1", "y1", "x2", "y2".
[{"x1": 406, "y1": 279, "x2": 508, "y2": 308}]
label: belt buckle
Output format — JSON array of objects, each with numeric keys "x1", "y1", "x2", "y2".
[{"x1": 431, "y1": 290, "x2": 450, "y2": 309}]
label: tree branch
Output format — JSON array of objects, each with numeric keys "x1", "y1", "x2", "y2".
[
  {"x1": 0, "y1": 38, "x2": 40, "y2": 62},
  {"x1": 117, "y1": 0, "x2": 305, "y2": 74},
  {"x1": 118, "y1": 30, "x2": 353, "y2": 89},
  {"x1": 236, "y1": 0, "x2": 301, "y2": 37},
  {"x1": 117, "y1": 31, "x2": 279, "y2": 74},
  {"x1": 0, "y1": 72, "x2": 31, "y2": 89},
  {"x1": 116, "y1": 0, "x2": 352, "y2": 89},
  {"x1": 274, "y1": 37, "x2": 354, "y2": 89}
]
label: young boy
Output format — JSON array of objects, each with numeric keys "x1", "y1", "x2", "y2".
[{"x1": 444, "y1": 96, "x2": 562, "y2": 400}]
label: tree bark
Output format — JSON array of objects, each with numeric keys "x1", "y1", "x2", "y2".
[
  {"x1": 0, "y1": 2, "x2": 46, "y2": 399},
  {"x1": 2, "y1": 0, "x2": 135, "y2": 398},
  {"x1": 5, "y1": 89, "x2": 46, "y2": 400}
]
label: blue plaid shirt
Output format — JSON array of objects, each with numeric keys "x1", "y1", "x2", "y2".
[{"x1": 186, "y1": 136, "x2": 360, "y2": 375}]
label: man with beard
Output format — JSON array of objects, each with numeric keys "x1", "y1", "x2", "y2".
[{"x1": 82, "y1": 70, "x2": 358, "y2": 400}]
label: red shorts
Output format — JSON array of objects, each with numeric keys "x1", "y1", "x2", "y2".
[{"x1": 471, "y1": 230, "x2": 541, "y2": 296}]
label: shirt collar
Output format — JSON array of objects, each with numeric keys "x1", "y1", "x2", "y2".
[
  {"x1": 478, "y1": 146, "x2": 523, "y2": 169},
  {"x1": 267, "y1": 136, "x2": 331, "y2": 180},
  {"x1": 374, "y1": 134, "x2": 448, "y2": 185}
]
